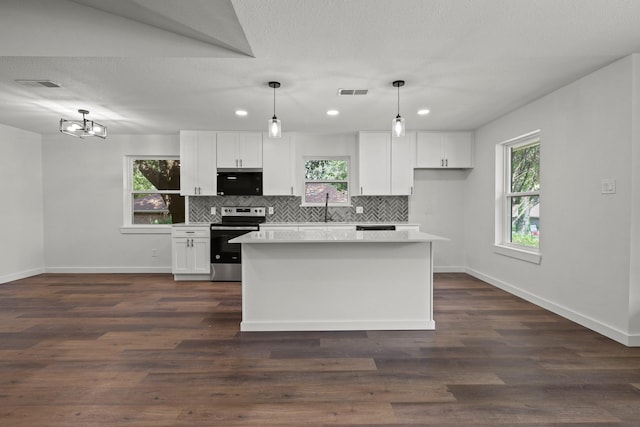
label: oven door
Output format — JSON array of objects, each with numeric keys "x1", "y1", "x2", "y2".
[{"x1": 210, "y1": 226, "x2": 257, "y2": 263}]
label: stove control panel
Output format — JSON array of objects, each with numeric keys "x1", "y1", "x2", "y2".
[{"x1": 221, "y1": 207, "x2": 266, "y2": 217}]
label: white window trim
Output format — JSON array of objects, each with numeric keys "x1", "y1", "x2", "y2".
[
  {"x1": 120, "y1": 155, "x2": 181, "y2": 234},
  {"x1": 301, "y1": 156, "x2": 352, "y2": 207},
  {"x1": 494, "y1": 130, "x2": 541, "y2": 264}
]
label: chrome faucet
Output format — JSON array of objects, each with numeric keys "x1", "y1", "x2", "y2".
[{"x1": 324, "y1": 192, "x2": 329, "y2": 222}]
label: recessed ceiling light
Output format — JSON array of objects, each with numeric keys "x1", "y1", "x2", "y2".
[
  {"x1": 235, "y1": 110, "x2": 248, "y2": 116},
  {"x1": 417, "y1": 109, "x2": 430, "y2": 116},
  {"x1": 326, "y1": 110, "x2": 339, "y2": 116}
]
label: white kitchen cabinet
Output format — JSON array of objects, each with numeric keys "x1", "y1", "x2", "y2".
[
  {"x1": 391, "y1": 132, "x2": 415, "y2": 195},
  {"x1": 180, "y1": 131, "x2": 217, "y2": 195},
  {"x1": 172, "y1": 226, "x2": 210, "y2": 281},
  {"x1": 415, "y1": 131, "x2": 473, "y2": 168},
  {"x1": 263, "y1": 133, "x2": 295, "y2": 195},
  {"x1": 217, "y1": 132, "x2": 263, "y2": 169},
  {"x1": 358, "y1": 131, "x2": 391, "y2": 195},
  {"x1": 358, "y1": 131, "x2": 415, "y2": 195}
]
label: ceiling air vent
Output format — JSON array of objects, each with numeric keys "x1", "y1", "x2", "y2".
[
  {"x1": 15, "y1": 80, "x2": 62, "y2": 88},
  {"x1": 338, "y1": 89, "x2": 368, "y2": 96}
]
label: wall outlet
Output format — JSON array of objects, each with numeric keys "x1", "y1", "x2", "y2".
[
  {"x1": 601, "y1": 178, "x2": 616, "y2": 194},
  {"x1": 211, "y1": 206, "x2": 216, "y2": 215},
  {"x1": 356, "y1": 206, "x2": 364, "y2": 214},
  {"x1": 268, "y1": 207, "x2": 274, "y2": 215}
]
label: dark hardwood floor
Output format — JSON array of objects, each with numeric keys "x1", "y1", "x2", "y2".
[{"x1": 1, "y1": 272, "x2": 639, "y2": 426}]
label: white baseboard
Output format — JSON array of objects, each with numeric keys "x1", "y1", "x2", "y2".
[
  {"x1": 0, "y1": 267, "x2": 45, "y2": 284},
  {"x1": 465, "y1": 267, "x2": 636, "y2": 347},
  {"x1": 44, "y1": 266, "x2": 172, "y2": 274},
  {"x1": 434, "y1": 266, "x2": 466, "y2": 273}
]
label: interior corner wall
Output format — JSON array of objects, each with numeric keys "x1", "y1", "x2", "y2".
[
  {"x1": 41, "y1": 133, "x2": 179, "y2": 273},
  {"x1": 0, "y1": 123, "x2": 44, "y2": 283},
  {"x1": 464, "y1": 55, "x2": 636, "y2": 345},
  {"x1": 410, "y1": 169, "x2": 469, "y2": 271},
  {"x1": 628, "y1": 54, "x2": 640, "y2": 344}
]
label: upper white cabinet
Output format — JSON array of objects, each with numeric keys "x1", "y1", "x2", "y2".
[
  {"x1": 263, "y1": 133, "x2": 295, "y2": 196},
  {"x1": 358, "y1": 131, "x2": 391, "y2": 195},
  {"x1": 180, "y1": 131, "x2": 217, "y2": 196},
  {"x1": 358, "y1": 131, "x2": 415, "y2": 196},
  {"x1": 391, "y1": 132, "x2": 415, "y2": 195},
  {"x1": 217, "y1": 132, "x2": 263, "y2": 169},
  {"x1": 415, "y1": 131, "x2": 473, "y2": 168}
]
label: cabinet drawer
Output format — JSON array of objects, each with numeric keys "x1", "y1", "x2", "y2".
[{"x1": 171, "y1": 228, "x2": 210, "y2": 238}]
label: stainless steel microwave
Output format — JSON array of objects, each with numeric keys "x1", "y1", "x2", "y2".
[{"x1": 216, "y1": 171, "x2": 262, "y2": 196}]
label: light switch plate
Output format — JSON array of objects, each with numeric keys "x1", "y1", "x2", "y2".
[
  {"x1": 601, "y1": 178, "x2": 616, "y2": 194},
  {"x1": 356, "y1": 206, "x2": 364, "y2": 214},
  {"x1": 211, "y1": 207, "x2": 216, "y2": 215},
  {"x1": 268, "y1": 207, "x2": 274, "y2": 215}
]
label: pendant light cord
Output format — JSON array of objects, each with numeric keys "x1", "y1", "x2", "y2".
[{"x1": 273, "y1": 85, "x2": 277, "y2": 119}]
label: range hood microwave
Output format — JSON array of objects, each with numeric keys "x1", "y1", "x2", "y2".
[{"x1": 217, "y1": 170, "x2": 262, "y2": 196}]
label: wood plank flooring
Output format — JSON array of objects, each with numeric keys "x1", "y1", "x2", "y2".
[{"x1": 1, "y1": 272, "x2": 639, "y2": 426}]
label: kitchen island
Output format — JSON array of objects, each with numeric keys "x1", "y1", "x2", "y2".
[{"x1": 229, "y1": 229, "x2": 446, "y2": 332}]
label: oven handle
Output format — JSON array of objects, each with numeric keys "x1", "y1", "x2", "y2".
[{"x1": 210, "y1": 226, "x2": 260, "y2": 231}]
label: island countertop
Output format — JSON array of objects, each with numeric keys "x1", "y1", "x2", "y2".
[{"x1": 229, "y1": 229, "x2": 447, "y2": 244}]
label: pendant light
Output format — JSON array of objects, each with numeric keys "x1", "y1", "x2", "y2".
[
  {"x1": 392, "y1": 80, "x2": 405, "y2": 137},
  {"x1": 268, "y1": 81, "x2": 282, "y2": 138},
  {"x1": 59, "y1": 109, "x2": 107, "y2": 139}
]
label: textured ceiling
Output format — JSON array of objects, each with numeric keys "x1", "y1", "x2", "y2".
[{"x1": 1, "y1": 0, "x2": 640, "y2": 136}]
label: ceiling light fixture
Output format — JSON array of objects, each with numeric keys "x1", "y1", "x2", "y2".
[
  {"x1": 392, "y1": 80, "x2": 405, "y2": 137},
  {"x1": 268, "y1": 81, "x2": 281, "y2": 138},
  {"x1": 235, "y1": 109, "x2": 248, "y2": 116},
  {"x1": 418, "y1": 109, "x2": 430, "y2": 116},
  {"x1": 59, "y1": 109, "x2": 107, "y2": 139},
  {"x1": 326, "y1": 109, "x2": 339, "y2": 116}
]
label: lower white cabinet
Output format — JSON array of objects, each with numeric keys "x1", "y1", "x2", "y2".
[{"x1": 172, "y1": 226, "x2": 210, "y2": 281}]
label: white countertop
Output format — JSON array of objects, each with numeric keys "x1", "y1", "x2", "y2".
[
  {"x1": 229, "y1": 230, "x2": 447, "y2": 244},
  {"x1": 262, "y1": 222, "x2": 420, "y2": 227}
]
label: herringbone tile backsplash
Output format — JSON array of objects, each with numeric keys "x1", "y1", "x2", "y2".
[{"x1": 189, "y1": 196, "x2": 408, "y2": 223}]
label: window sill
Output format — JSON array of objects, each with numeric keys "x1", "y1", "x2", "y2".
[
  {"x1": 120, "y1": 226, "x2": 172, "y2": 235},
  {"x1": 493, "y1": 244, "x2": 542, "y2": 264}
]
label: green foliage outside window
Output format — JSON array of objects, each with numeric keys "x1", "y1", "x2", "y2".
[{"x1": 509, "y1": 142, "x2": 540, "y2": 248}]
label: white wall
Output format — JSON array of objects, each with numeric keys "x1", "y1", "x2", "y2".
[
  {"x1": 292, "y1": 132, "x2": 358, "y2": 195},
  {"x1": 410, "y1": 169, "x2": 468, "y2": 271},
  {"x1": 42, "y1": 133, "x2": 180, "y2": 272},
  {"x1": 465, "y1": 55, "x2": 637, "y2": 345},
  {"x1": 0, "y1": 124, "x2": 44, "y2": 283},
  {"x1": 629, "y1": 54, "x2": 640, "y2": 339}
]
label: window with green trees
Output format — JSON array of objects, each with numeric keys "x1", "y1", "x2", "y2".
[
  {"x1": 127, "y1": 157, "x2": 185, "y2": 225},
  {"x1": 504, "y1": 135, "x2": 540, "y2": 248},
  {"x1": 304, "y1": 158, "x2": 349, "y2": 204}
]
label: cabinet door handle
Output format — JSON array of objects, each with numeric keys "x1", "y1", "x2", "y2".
[
  {"x1": 411, "y1": 186, "x2": 413, "y2": 195},
  {"x1": 440, "y1": 159, "x2": 444, "y2": 167},
  {"x1": 240, "y1": 159, "x2": 243, "y2": 167},
  {"x1": 290, "y1": 186, "x2": 293, "y2": 195},
  {"x1": 360, "y1": 186, "x2": 363, "y2": 195},
  {"x1": 445, "y1": 159, "x2": 448, "y2": 167}
]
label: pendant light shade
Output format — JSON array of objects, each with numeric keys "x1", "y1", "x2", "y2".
[
  {"x1": 268, "y1": 81, "x2": 282, "y2": 138},
  {"x1": 392, "y1": 80, "x2": 405, "y2": 137},
  {"x1": 59, "y1": 109, "x2": 107, "y2": 139}
]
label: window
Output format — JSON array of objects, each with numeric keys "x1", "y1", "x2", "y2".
[
  {"x1": 495, "y1": 131, "x2": 541, "y2": 263},
  {"x1": 124, "y1": 156, "x2": 185, "y2": 228},
  {"x1": 303, "y1": 158, "x2": 349, "y2": 205}
]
